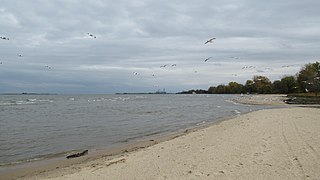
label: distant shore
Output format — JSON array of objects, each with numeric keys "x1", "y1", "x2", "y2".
[{"x1": 2, "y1": 95, "x2": 320, "y2": 179}]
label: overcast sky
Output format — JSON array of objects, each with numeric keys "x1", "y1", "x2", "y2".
[{"x1": 1, "y1": 0, "x2": 319, "y2": 94}]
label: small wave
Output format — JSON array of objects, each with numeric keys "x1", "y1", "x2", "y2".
[
  {"x1": 38, "y1": 99, "x2": 54, "y2": 103},
  {"x1": 0, "y1": 157, "x2": 44, "y2": 167},
  {"x1": 225, "y1": 99, "x2": 238, "y2": 105},
  {"x1": 234, "y1": 110, "x2": 241, "y2": 114},
  {"x1": 196, "y1": 121, "x2": 206, "y2": 126},
  {"x1": 0, "y1": 99, "x2": 53, "y2": 106},
  {"x1": 0, "y1": 102, "x2": 16, "y2": 106},
  {"x1": 119, "y1": 130, "x2": 166, "y2": 143},
  {"x1": 0, "y1": 150, "x2": 82, "y2": 167}
]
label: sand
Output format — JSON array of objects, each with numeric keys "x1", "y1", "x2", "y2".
[
  {"x1": 233, "y1": 94, "x2": 288, "y2": 105},
  {"x1": 15, "y1": 106, "x2": 319, "y2": 180}
]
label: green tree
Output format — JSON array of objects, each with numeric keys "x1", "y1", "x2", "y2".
[
  {"x1": 297, "y1": 61, "x2": 320, "y2": 96},
  {"x1": 280, "y1": 76, "x2": 298, "y2": 94},
  {"x1": 216, "y1": 85, "x2": 226, "y2": 94},
  {"x1": 244, "y1": 80, "x2": 256, "y2": 94},
  {"x1": 272, "y1": 80, "x2": 282, "y2": 93},
  {"x1": 208, "y1": 86, "x2": 216, "y2": 94},
  {"x1": 228, "y1": 82, "x2": 244, "y2": 94},
  {"x1": 253, "y1": 75, "x2": 272, "y2": 94}
]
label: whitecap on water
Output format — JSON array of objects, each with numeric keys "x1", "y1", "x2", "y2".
[
  {"x1": 234, "y1": 110, "x2": 241, "y2": 114},
  {"x1": 196, "y1": 121, "x2": 206, "y2": 126}
]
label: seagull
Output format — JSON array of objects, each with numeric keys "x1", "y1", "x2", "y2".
[
  {"x1": 133, "y1": 72, "x2": 139, "y2": 75},
  {"x1": 152, "y1": 74, "x2": 155, "y2": 77},
  {"x1": 305, "y1": 88, "x2": 309, "y2": 92},
  {"x1": 160, "y1": 64, "x2": 168, "y2": 68},
  {"x1": 171, "y1": 64, "x2": 177, "y2": 67},
  {"x1": 281, "y1": 65, "x2": 292, "y2": 68},
  {"x1": 17, "y1": 54, "x2": 23, "y2": 57},
  {"x1": 0, "y1": 36, "x2": 9, "y2": 40},
  {"x1": 194, "y1": 70, "x2": 198, "y2": 73},
  {"x1": 314, "y1": 77, "x2": 320, "y2": 80},
  {"x1": 0, "y1": 61, "x2": 2, "y2": 64},
  {"x1": 229, "y1": 56, "x2": 240, "y2": 59},
  {"x1": 204, "y1": 57, "x2": 212, "y2": 62},
  {"x1": 204, "y1": 38, "x2": 216, "y2": 44},
  {"x1": 87, "y1": 33, "x2": 97, "y2": 38},
  {"x1": 44, "y1": 65, "x2": 52, "y2": 70}
]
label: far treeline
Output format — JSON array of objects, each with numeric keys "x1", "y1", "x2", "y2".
[{"x1": 178, "y1": 62, "x2": 320, "y2": 96}]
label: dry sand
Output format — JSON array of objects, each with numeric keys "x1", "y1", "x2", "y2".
[{"x1": 17, "y1": 106, "x2": 320, "y2": 180}]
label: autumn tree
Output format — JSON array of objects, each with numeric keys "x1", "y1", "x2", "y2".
[
  {"x1": 297, "y1": 61, "x2": 320, "y2": 96},
  {"x1": 228, "y1": 82, "x2": 244, "y2": 94},
  {"x1": 253, "y1": 75, "x2": 272, "y2": 94},
  {"x1": 244, "y1": 80, "x2": 256, "y2": 94},
  {"x1": 280, "y1": 76, "x2": 298, "y2": 94}
]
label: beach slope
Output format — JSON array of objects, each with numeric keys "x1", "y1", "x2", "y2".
[{"x1": 24, "y1": 107, "x2": 320, "y2": 180}]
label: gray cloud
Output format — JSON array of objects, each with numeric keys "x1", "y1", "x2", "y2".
[{"x1": 1, "y1": 0, "x2": 320, "y2": 93}]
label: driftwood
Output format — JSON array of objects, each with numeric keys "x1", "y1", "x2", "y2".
[{"x1": 66, "y1": 150, "x2": 88, "y2": 159}]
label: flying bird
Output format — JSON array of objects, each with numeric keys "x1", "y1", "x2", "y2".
[
  {"x1": 160, "y1": 64, "x2": 168, "y2": 68},
  {"x1": 87, "y1": 33, "x2": 97, "y2": 38},
  {"x1": 171, "y1": 64, "x2": 177, "y2": 67},
  {"x1": 44, "y1": 65, "x2": 52, "y2": 70},
  {"x1": 204, "y1": 38, "x2": 216, "y2": 44},
  {"x1": 0, "y1": 36, "x2": 9, "y2": 40},
  {"x1": 281, "y1": 65, "x2": 293, "y2": 68},
  {"x1": 229, "y1": 56, "x2": 240, "y2": 59},
  {"x1": 204, "y1": 57, "x2": 212, "y2": 62}
]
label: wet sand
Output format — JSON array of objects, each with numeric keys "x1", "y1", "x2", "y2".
[{"x1": 3, "y1": 95, "x2": 320, "y2": 179}]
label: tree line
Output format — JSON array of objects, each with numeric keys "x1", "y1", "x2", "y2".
[{"x1": 178, "y1": 62, "x2": 320, "y2": 96}]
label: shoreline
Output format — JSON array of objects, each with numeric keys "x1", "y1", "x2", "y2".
[
  {"x1": 14, "y1": 106, "x2": 320, "y2": 179},
  {"x1": 2, "y1": 94, "x2": 319, "y2": 179},
  {"x1": 0, "y1": 112, "x2": 240, "y2": 180}
]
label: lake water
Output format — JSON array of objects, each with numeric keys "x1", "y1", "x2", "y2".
[{"x1": 0, "y1": 94, "x2": 272, "y2": 167}]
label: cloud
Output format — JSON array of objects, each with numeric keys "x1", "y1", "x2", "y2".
[{"x1": 0, "y1": 0, "x2": 320, "y2": 93}]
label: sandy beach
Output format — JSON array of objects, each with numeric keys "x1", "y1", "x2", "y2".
[{"x1": 2, "y1": 95, "x2": 319, "y2": 180}]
